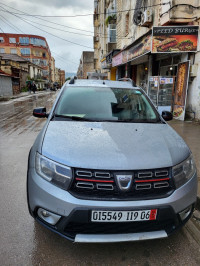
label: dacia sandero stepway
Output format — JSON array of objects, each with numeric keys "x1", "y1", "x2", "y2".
[{"x1": 27, "y1": 78, "x2": 197, "y2": 243}]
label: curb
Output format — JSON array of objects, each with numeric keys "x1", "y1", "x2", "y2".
[{"x1": 0, "y1": 90, "x2": 54, "y2": 102}]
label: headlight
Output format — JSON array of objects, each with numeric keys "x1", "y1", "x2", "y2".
[
  {"x1": 172, "y1": 154, "x2": 196, "y2": 189},
  {"x1": 35, "y1": 153, "x2": 72, "y2": 190}
]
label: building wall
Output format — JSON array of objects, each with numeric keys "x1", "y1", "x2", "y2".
[
  {"x1": 59, "y1": 70, "x2": 65, "y2": 86},
  {"x1": 55, "y1": 68, "x2": 60, "y2": 83},
  {"x1": 51, "y1": 57, "x2": 56, "y2": 83},
  {"x1": 0, "y1": 75, "x2": 12, "y2": 96},
  {"x1": 77, "y1": 51, "x2": 94, "y2": 79},
  {"x1": 0, "y1": 33, "x2": 51, "y2": 81},
  {"x1": 187, "y1": 52, "x2": 200, "y2": 120}
]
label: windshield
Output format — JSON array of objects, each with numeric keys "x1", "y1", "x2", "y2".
[{"x1": 54, "y1": 86, "x2": 160, "y2": 122}]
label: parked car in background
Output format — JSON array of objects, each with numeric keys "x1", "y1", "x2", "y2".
[{"x1": 27, "y1": 78, "x2": 197, "y2": 243}]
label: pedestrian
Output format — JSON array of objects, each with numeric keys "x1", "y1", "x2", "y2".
[
  {"x1": 32, "y1": 82, "x2": 37, "y2": 94},
  {"x1": 28, "y1": 82, "x2": 32, "y2": 94}
]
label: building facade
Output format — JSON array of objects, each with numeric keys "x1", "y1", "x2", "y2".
[
  {"x1": 0, "y1": 33, "x2": 51, "y2": 81},
  {"x1": 93, "y1": 0, "x2": 118, "y2": 79},
  {"x1": 0, "y1": 53, "x2": 43, "y2": 94},
  {"x1": 77, "y1": 51, "x2": 94, "y2": 79},
  {"x1": 94, "y1": 0, "x2": 200, "y2": 120},
  {"x1": 51, "y1": 57, "x2": 56, "y2": 83},
  {"x1": 59, "y1": 69, "x2": 65, "y2": 86}
]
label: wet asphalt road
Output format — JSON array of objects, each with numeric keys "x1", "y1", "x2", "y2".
[{"x1": 0, "y1": 92, "x2": 200, "y2": 266}]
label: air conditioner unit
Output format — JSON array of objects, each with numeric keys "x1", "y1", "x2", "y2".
[{"x1": 141, "y1": 8, "x2": 152, "y2": 27}]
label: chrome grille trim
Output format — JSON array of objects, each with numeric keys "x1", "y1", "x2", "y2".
[
  {"x1": 76, "y1": 182, "x2": 94, "y2": 189},
  {"x1": 155, "y1": 170, "x2": 168, "y2": 177},
  {"x1": 138, "y1": 172, "x2": 153, "y2": 178},
  {"x1": 95, "y1": 172, "x2": 111, "y2": 178},
  {"x1": 154, "y1": 182, "x2": 169, "y2": 189},
  {"x1": 135, "y1": 184, "x2": 151, "y2": 190},
  {"x1": 76, "y1": 170, "x2": 92, "y2": 177},
  {"x1": 97, "y1": 184, "x2": 114, "y2": 191}
]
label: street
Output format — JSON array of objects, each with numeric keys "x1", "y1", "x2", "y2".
[{"x1": 0, "y1": 92, "x2": 200, "y2": 266}]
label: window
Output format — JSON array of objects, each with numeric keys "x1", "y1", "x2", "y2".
[
  {"x1": 30, "y1": 38, "x2": 46, "y2": 47},
  {"x1": 20, "y1": 48, "x2": 30, "y2": 55},
  {"x1": 39, "y1": 59, "x2": 47, "y2": 66},
  {"x1": 32, "y1": 59, "x2": 40, "y2": 65},
  {"x1": 9, "y1": 38, "x2": 16, "y2": 43},
  {"x1": 107, "y1": 24, "x2": 116, "y2": 43},
  {"x1": 0, "y1": 37, "x2": 4, "y2": 43},
  {"x1": 0, "y1": 48, "x2": 5, "y2": 53},
  {"x1": 42, "y1": 70, "x2": 49, "y2": 76},
  {"x1": 34, "y1": 51, "x2": 41, "y2": 57},
  {"x1": 10, "y1": 48, "x2": 17, "y2": 54},
  {"x1": 43, "y1": 52, "x2": 46, "y2": 58},
  {"x1": 19, "y1": 37, "x2": 29, "y2": 45}
]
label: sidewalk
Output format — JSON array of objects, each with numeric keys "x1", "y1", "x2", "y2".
[{"x1": 0, "y1": 89, "x2": 54, "y2": 102}]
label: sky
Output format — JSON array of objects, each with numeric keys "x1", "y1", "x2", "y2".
[{"x1": 0, "y1": 0, "x2": 94, "y2": 74}]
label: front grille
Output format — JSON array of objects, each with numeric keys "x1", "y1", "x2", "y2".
[{"x1": 69, "y1": 167, "x2": 174, "y2": 200}]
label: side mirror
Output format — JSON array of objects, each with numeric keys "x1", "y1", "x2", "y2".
[
  {"x1": 162, "y1": 111, "x2": 173, "y2": 121},
  {"x1": 33, "y1": 107, "x2": 48, "y2": 118}
]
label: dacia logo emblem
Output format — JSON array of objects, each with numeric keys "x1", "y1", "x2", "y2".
[{"x1": 116, "y1": 175, "x2": 132, "y2": 191}]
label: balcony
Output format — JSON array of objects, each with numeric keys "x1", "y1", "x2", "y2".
[{"x1": 160, "y1": 0, "x2": 199, "y2": 25}]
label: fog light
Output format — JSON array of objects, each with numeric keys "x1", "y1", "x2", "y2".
[
  {"x1": 42, "y1": 210, "x2": 50, "y2": 217},
  {"x1": 38, "y1": 208, "x2": 61, "y2": 225},
  {"x1": 179, "y1": 205, "x2": 193, "y2": 221}
]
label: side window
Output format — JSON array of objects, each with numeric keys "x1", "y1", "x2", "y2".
[
  {"x1": 20, "y1": 48, "x2": 30, "y2": 55},
  {"x1": 19, "y1": 37, "x2": 29, "y2": 45},
  {"x1": 9, "y1": 38, "x2": 16, "y2": 43},
  {"x1": 0, "y1": 37, "x2": 4, "y2": 43},
  {"x1": 10, "y1": 48, "x2": 17, "y2": 54}
]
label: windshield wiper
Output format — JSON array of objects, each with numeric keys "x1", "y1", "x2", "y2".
[
  {"x1": 53, "y1": 114, "x2": 94, "y2": 121},
  {"x1": 106, "y1": 119, "x2": 162, "y2": 123}
]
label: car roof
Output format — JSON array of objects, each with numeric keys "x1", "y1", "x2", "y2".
[{"x1": 65, "y1": 79, "x2": 138, "y2": 89}]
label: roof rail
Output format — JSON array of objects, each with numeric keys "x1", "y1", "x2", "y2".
[
  {"x1": 118, "y1": 78, "x2": 136, "y2": 87},
  {"x1": 69, "y1": 76, "x2": 77, "y2": 84}
]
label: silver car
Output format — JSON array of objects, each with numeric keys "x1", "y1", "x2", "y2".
[{"x1": 27, "y1": 78, "x2": 197, "y2": 243}]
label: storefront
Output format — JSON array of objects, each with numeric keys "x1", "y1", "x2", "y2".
[
  {"x1": 112, "y1": 25, "x2": 199, "y2": 120},
  {"x1": 112, "y1": 31, "x2": 151, "y2": 90},
  {"x1": 101, "y1": 50, "x2": 120, "y2": 80},
  {"x1": 150, "y1": 26, "x2": 198, "y2": 119}
]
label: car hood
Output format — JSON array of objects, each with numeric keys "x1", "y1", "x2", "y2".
[{"x1": 42, "y1": 121, "x2": 190, "y2": 170}]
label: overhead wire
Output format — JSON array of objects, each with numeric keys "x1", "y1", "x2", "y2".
[
  {"x1": 0, "y1": 2, "x2": 94, "y2": 33},
  {"x1": 0, "y1": 3, "x2": 128, "y2": 39},
  {"x1": 0, "y1": 6, "x2": 94, "y2": 49},
  {"x1": 0, "y1": 1, "x2": 171, "y2": 17},
  {"x1": 0, "y1": 14, "x2": 24, "y2": 33},
  {"x1": 0, "y1": 25, "x2": 4, "y2": 32},
  {"x1": 51, "y1": 51, "x2": 79, "y2": 66}
]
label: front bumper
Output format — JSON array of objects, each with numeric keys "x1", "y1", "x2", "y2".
[{"x1": 27, "y1": 167, "x2": 197, "y2": 242}]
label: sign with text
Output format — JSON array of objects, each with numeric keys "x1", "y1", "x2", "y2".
[
  {"x1": 112, "y1": 52, "x2": 123, "y2": 67},
  {"x1": 152, "y1": 26, "x2": 199, "y2": 53},
  {"x1": 112, "y1": 33, "x2": 151, "y2": 67},
  {"x1": 173, "y1": 61, "x2": 190, "y2": 121},
  {"x1": 127, "y1": 34, "x2": 151, "y2": 61}
]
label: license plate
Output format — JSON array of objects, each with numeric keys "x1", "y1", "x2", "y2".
[{"x1": 91, "y1": 209, "x2": 157, "y2": 222}]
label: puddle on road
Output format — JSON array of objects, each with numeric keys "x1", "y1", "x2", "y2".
[{"x1": 0, "y1": 92, "x2": 58, "y2": 135}]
